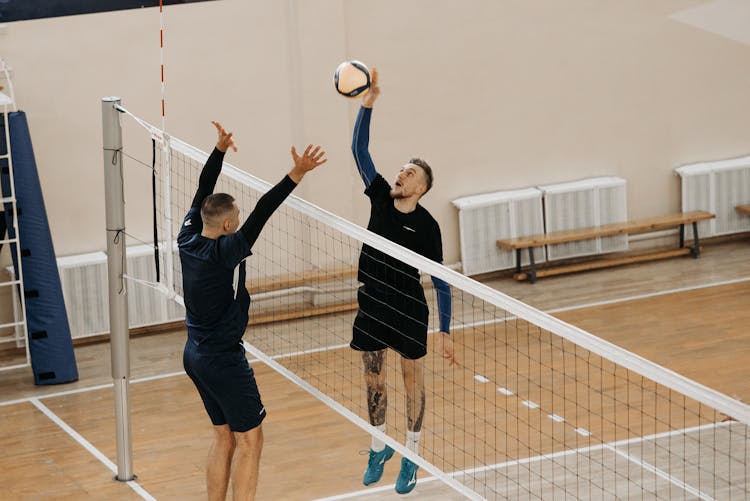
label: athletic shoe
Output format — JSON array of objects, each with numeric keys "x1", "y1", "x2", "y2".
[
  {"x1": 395, "y1": 457, "x2": 419, "y2": 494},
  {"x1": 363, "y1": 445, "x2": 394, "y2": 486}
]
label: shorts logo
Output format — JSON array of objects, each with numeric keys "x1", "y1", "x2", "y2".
[{"x1": 259, "y1": 407, "x2": 266, "y2": 415}]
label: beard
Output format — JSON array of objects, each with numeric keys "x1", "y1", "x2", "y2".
[{"x1": 390, "y1": 188, "x2": 407, "y2": 199}]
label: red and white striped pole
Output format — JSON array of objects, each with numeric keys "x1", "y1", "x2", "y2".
[
  {"x1": 159, "y1": 0, "x2": 166, "y2": 132},
  {"x1": 159, "y1": 0, "x2": 175, "y2": 295}
]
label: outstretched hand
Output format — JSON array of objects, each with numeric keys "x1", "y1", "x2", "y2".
[
  {"x1": 212, "y1": 121, "x2": 238, "y2": 153},
  {"x1": 289, "y1": 144, "x2": 327, "y2": 183},
  {"x1": 361, "y1": 67, "x2": 380, "y2": 108},
  {"x1": 439, "y1": 332, "x2": 459, "y2": 367}
]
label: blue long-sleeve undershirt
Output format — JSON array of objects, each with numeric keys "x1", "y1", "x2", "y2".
[
  {"x1": 352, "y1": 106, "x2": 377, "y2": 188},
  {"x1": 352, "y1": 106, "x2": 452, "y2": 334},
  {"x1": 431, "y1": 276, "x2": 452, "y2": 334}
]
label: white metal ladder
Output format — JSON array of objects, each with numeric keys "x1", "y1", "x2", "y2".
[{"x1": 0, "y1": 58, "x2": 30, "y2": 372}]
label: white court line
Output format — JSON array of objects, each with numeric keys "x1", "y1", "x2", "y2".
[
  {"x1": 439, "y1": 353, "x2": 724, "y2": 500},
  {"x1": 545, "y1": 275, "x2": 750, "y2": 316},
  {"x1": 312, "y1": 421, "x2": 729, "y2": 501},
  {"x1": 0, "y1": 382, "x2": 115, "y2": 407},
  {"x1": 0, "y1": 372, "x2": 186, "y2": 408},
  {"x1": 242, "y1": 341, "x2": 485, "y2": 501},
  {"x1": 30, "y1": 398, "x2": 157, "y2": 501},
  {"x1": 0, "y1": 347, "x2": 338, "y2": 407},
  {"x1": 0, "y1": 278, "x2": 740, "y2": 501},
  {"x1": 447, "y1": 276, "x2": 750, "y2": 334},
  {"x1": 266, "y1": 342, "x2": 349, "y2": 360},
  {"x1": 1, "y1": 275, "x2": 748, "y2": 408},
  {"x1": 603, "y1": 444, "x2": 714, "y2": 501}
]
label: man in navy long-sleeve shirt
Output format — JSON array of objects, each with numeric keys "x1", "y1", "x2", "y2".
[
  {"x1": 349, "y1": 69, "x2": 457, "y2": 495},
  {"x1": 179, "y1": 121, "x2": 326, "y2": 501}
]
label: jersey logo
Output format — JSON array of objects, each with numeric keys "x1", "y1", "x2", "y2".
[
  {"x1": 232, "y1": 260, "x2": 244, "y2": 300},
  {"x1": 184, "y1": 219, "x2": 192, "y2": 226},
  {"x1": 402, "y1": 225, "x2": 416, "y2": 232}
]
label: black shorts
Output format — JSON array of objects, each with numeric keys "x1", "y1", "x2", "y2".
[
  {"x1": 351, "y1": 285, "x2": 429, "y2": 359},
  {"x1": 183, "y1": 341, "x2": 266, "y2": 432}
]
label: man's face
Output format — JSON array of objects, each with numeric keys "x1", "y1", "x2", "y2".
[{"x1": 391, "y1": 164, "x2": 426, "y2": 200}]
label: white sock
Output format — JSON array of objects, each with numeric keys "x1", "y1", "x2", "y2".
[
  {"x1": 406, "y1": 430, "x2": 421, "y2": 455},
  {"x1": 371, "y1": 424, "x2": 387, "y2": 452}
]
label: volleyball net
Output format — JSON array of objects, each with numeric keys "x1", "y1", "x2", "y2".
[{"x1": 114, "y1": 102, "x2": 750, "y2": 500}]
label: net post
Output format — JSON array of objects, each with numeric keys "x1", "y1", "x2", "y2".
[
  {"x1": 101, "y1": 96, "x2": 134, "y2": 481},
  {"x1": 161, "y1": 133, "x2": 174, "y2": 293}
]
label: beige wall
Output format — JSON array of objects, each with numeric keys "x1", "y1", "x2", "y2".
[{"x1": 1, "y1": 0, "x2": 749, "y2": 266}]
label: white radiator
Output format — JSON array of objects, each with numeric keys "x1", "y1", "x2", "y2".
[
  {"x1": 56, "y1": 244, "x2": 184, "y2": 339},
  {"x1": 675, "y1": 156, "x2": 750, "y2": 238},
  {"x1": 452, "y1": 188, "x2": 545, "y2": 276},
  {"x1": 539, "y1": 177, "x2": 628, "y2": 261}
]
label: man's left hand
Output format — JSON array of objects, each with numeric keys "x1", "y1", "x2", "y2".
[{"x1": 212, "y1": 120, "x2": 238, "y2": 153}]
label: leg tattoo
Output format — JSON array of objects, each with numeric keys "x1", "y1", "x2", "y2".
[
  {"x1": 402, "y1": 358, "x2": 426, "y2": 432},
  {"x1": 363, "y1": 350, "x2": 387, "y2": 426},
  {"x1": 407, "y1": 386, "x2": 426, "y2": 432}
]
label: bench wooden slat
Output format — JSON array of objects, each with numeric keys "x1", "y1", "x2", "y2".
[
  {"x1": 248, "y1": 301, "x2": 358, "y2": 324},
  {"x1": 497, "y1": 211, "x2": 715, "y2": 249},
  {"x1": 247, "y1": 265, "x2": 357, "y2": 294},
  {"x1": 737, "y1": 205, "x2": 750, "y2": 216},
  {"x1": 513, "y1": 247, "x2": 694, "y2": 281}
]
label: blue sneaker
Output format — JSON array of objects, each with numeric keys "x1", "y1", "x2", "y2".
[
  {"x1": 395, "y1": 457, "x2": 419, "y2": 494},
  {"x1": 363, "y1": 446, "x2": 394, "y2": 486}
]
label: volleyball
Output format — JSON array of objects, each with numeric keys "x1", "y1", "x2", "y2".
[{"x1": 334, "y1": 60, "x2": 370, "y2": 97}]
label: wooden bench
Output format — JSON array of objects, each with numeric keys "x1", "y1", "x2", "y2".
[
  {"x1": 247, "y1": 265, "x2": 357, "y2": 295},
  {"x1": 245, "y1": 265, "x2": 359, "y2": 324},
  {"x1": 737, "y1": 205, "x2": 750, "y2": 217},
  {"x1": 497, "y1": 210, "x2": 715, "y2": 283}
]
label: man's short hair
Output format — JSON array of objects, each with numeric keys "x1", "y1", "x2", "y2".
[
  {"x1": 201, "y1": 193, "x2": 235, "y2": 226},
  {"x1": 409, "y1": 157, "x2": 433, "y2": 193}
]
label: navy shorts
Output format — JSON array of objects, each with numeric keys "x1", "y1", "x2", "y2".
[
  {"x1": 183, "y1": 341, "x2": 266, "y2": 432},
  {"x1": 351, "y1": 285, "x2": 429, "y2": 360}
]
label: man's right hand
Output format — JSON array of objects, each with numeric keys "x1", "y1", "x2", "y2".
[
  {"x1": 361, "y1": 68, "x2": 380, "y2": 108},
  {"x1": 212, "y1": 120, "x2": 238, "y2": 153}
]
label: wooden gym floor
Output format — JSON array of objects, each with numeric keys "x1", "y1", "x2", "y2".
[{"x1": 1, "y1": 239, "x2": 749, "y2": 500}]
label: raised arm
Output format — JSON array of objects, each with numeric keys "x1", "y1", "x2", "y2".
[
  {"x1": 191, "y1": 121, "x2": 237, "y2": 208},
  {"x1": 351, "y1": 68, "x2": 381, "y2": 188},
  {"x1": 239, "y1": 144, "x2": 327, "y2": 248}
]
